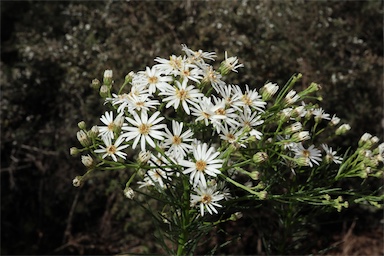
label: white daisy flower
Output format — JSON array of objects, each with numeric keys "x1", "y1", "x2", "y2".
[
  {"x1": 219, "y1": 51, "x2": 244, "y2": 74},
  {"x1": 98, "y1": 111, "x2": 124, "y2": 140},
  {"x1": 163, "y1": 120, "x2": 194, "y2": 160},
  {"x1": 237, "y1": 109, "x2": 264, "y2": 130},
  {"x1": 178, "y1": 62, "x2": 203, "y2": 83},
  {"x1": 200, "y1": 65, "x2": 226, "y2": 93},
  {"x1": 160, "y1": 79, "x2": 203, "y2": 115},
  {"x1": 154, "y1": 55, "x2": 184, "y2": 75},
  {"x1": 235, "y1": 84, "x2": 266, "y2": 112},
  {"x1": 139, "y1": 66, "x2": 173, "y2": 93},
  {"x1": 292, "y1": 143, "x2": 322, "y2": 167},
  {"x1": 126, "y1": 94, "x2": 160, "y2": 114},
  {"x1": 211, "y1": 97, "x2": 240, "y2": 131},
  {"x1": 321, "y1": 144, "x2": 343, "y2": 164},
  {"x1": 181, "y1": 44, "x2": 217, "y2": 62},
  {"x1": 94, "y1": 135, "x2": 129, "y2": 162},
  {"x1": 216, "y1": 84, "x2": 243, "y2": 111},
  {"x1": 219, "y1": 124, "x2": 246, "y2": 148},
  {"x1": 190, "y1": 96, "x2": 223, "y2": 126},
  {"x1": 179, "y1": 143, "x2": 223, "y2": 187},
  {"x1": 190, "y1": 184, "x2": 225, "y2": 216},
  {"x1": 122, "y1": 111, "x2": 166, "y2": 151},
  {"x1": 313, "y1": 107, "x2": 331, "y2": 122}
]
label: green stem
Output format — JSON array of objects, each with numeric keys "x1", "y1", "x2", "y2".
[{"x1": 177, "y1": 175, "x2": 191, "y2": 256}]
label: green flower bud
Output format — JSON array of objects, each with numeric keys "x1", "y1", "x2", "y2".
[
  {"x1": 77, "y1": 130, "x2": 91, "y2": 147},
  {"x1": 253, "y1": 152, "x2": 268, "y2": 163},
  {"x1": 250, "y1": 171, "x2": 260, "y2": 180},
  {"x1": 91, "y1": 79, "x2": 101, "y2": 90},
  {"x1": 103, "y1": 69, "x2": 113, "y2": 86},
  {"x1": 260, "y1": 82, "x2": 279, "y2": 101},
  {"x1": 81, "y1": 154, "x2": 94, "y2": 167},
  {"x1": 335, "y1": 124, "x2": 351, "y2": 135},
  {"x1": 125, "y1": 71, "x2": 135, "y2": 84},
  {"x1": 70, "y1": 147, "x2": 80, "y2": 156},
  {"x1": 123, "y1": 187, "x2": 135, "y2": 199},
  {"x1": 99, "y1": 84, "x2": 110, "y2": 98},
  {"x1": 77, "y1": 121, "x2": 86, "y2": 130},
  {"x1": 72, "y1": 176, "x2": 82, "y2": 187},
  {"x1": 87, "y1": 125, "x2": 99, "y2": 138}
]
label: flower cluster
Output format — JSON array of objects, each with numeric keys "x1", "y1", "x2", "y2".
[{"x1": 71, "y1": 45, "x2": 383, "y2": 230}]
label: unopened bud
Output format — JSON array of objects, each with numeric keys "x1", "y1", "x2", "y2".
[
  {"x1": 100, "y1": 84, "x2": 110, "y2": 98},
  {"x1": 78, "y1": 121, "x2": 86, "y2": 130},
  {"x1": 250, "y1": 171, "x2": 260, "y2": 180},
  {"x1": 253, "y1": 152, "x2": 268, "y2": 163},
  {"x1": 72, "y1": 176, "x2": 82, "y2": 187},
  {"x1": 123, "y1": 187, "x2": 135, "y2": 199},
  {"x1": 77, "y1": 130, "x2": 91, "y2": 147},
  {"x1": 91, "y1": 79, "x2": 101, "y2": 90},
  {"x1": 81, "y1": 154, "x2": 94, "y2": 167},
  {"x1": 125, "y1": 71, "x2": 135, "y2": 83},
  {"x1": 70, "y1": 147, "x2": 80, "y2": 156},
  {"x1": 87, "y1": 125, "x2": 99, "y2": 138},
  {"x1": 138, "y1": 151, "x2": 151, "y2": 164},
  {"x1": 103, "y1": 69, "x2": 113, "y2": 86},
  {"x1": 260, "y1": 82, "x2": 279, "y2": 101},
  {"x1": 335, "y1": 124, "x2": 351, "y2": 136}
]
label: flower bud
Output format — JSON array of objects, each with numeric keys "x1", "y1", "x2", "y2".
[
  {"x1": 99, "y1": 84, "x2": 110, "y2": 98},
  {"x1": 230, "y1": 212, "x2": 243, "y2": 221},
  {"x1": 260, "y1": 82, "x2": 279, "y2": 101},
  {"x1": 250, "y1": 171, "x2": 260, "y2": 180},
  {"x1": 123, "y1": 187, "x2": 135, "y2": 199},
  {"x1": 125, "y1": 71, "x2": 135, "y2": 84},
  {"x1": 257, "y1": 191, "x2": 268, "y2": 200},
  {"x1": 253, "y1": 152, "x2": 268, "y2": 163},
  {"x1": 103, "y1": 69, "x2": 113, "y2": 86},
  {"x1": 330, "y1": 115, "x2": 341, "y2": 126},
  {"x1": 359, "y1": 132, "x2": 373, "y2": 148},
  {"x1": 91, "y1": 79, "x2": 101, "y2": 90},
  {"x1": 284, "y1": 122, "x2": 302, "y2": 134},
  {"x1": 87, "y1": 125, "x2": 99, "y2": 138},
  {"x1": 70, "y1": 147, "x2": 80, "y2": 156},
  {"x1": 77, "y1": 121, "x2": 86, "y2": 130},
  {"x1": 138, "y1": 151, "x2": 151, "y2": 164},
  {"x1": 72, "y1": 176, "x2": 82, "y2": 187},
  {"x1": 335, "y1": 124, "x2": 351, "y2": 135},
  {"x1": 81, "y1": 154, "x2": 94, "y2": 167},
  {"x1": 292, "y1": 131, "x2": 310, "y2": 142},
  {"x1": 77, "y1": 130, "x2": 91, "y2": 147},
  {"x1": 284, "y1": 90, "x2": 300, "y2": 105}
]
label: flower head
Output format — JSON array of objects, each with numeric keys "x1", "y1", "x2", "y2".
[
  {"x1": 292, "y1": 143, "x2": 322, "y2": 167},
  {"x1": 122, "y1": 111, "x2": 166, "y2": 151},
  {"x1": 179, "y1": 143, "x2": 223, "y2": 187},
  {"x1": 190, "y1": 184, "x2": 225, "y2": 216},
  {"x1": 94, "y1": 135, "x2": 129, "y2": 162},
  {"x1": 160, "y1": 79, "x2": 203, "y2": 115}
]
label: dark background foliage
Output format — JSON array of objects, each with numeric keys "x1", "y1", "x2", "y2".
[{"x1": 1, "y1": 0, "x2": 383, "y2": 255}]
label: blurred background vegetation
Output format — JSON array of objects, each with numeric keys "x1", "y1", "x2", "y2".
[{"x1": 1, "y1": 0, "x2": 383, "y2": 255}]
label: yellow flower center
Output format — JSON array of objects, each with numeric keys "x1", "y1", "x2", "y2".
[
  {"x1": 302, "y1": 149, "x2": 310, "y2": 158},
  {"x1": 172, "y1": 135, "x2": 182, "y2": 145},
  {"x1": 106, "y1": 145, "x2": 117, "y2": 154},
  {"x1": 241, "y1": 94, "x2": 252, "y2": 106},
  {"x1": 108, "y1": 123, "x2": 115, "y2": 131},
  {"x1": 201, "y1": 194, "x2": 212, "y2": 204},
  {"x1": 139, "y1": 124, "x2": 150, "y2": 135},
  {"x1": 195, "y1": 160, "x2": 207, "y2": 172},
  {"x1": 226, "y1": 133, "x2": 236, "y2": 142},
  {"x1": 215, "y1": 108, "x2": 226, "y2": 115},
  {"x1": 176, "y1": 88, "x2": 188, "y2": 101},
  {"x1": 148, "y1": 76, "x2": 158, "y2": 84}
]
